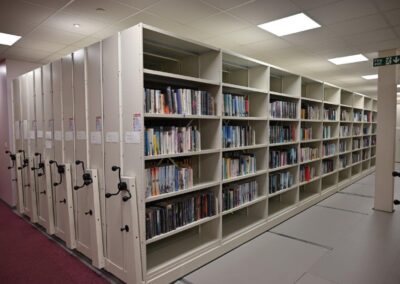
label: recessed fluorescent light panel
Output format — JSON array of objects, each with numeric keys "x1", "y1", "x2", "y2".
[
  {"x1": 397, "y1": 84, "x2": 400, "y2": 88},
  {"x1": 258, "y1": 13, "x2": 321, "y2": 36},
  {"x1": 328, "y1": 54, "x2": 368, "y2": 65},
  {"x1": 0, "y1": 32, "x2": 21, "y2": 46},
  {"x1": 362, "y1": 74, "x2": 378, "y2": 80}
]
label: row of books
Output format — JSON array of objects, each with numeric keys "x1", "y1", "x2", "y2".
[
  {"x1": 352, "y1": 152, "x2": 361, "y2": 163},
  {"x1": 353, "y1": 139, "x2": 361, "y2": 149},
  {"x1": 300, "y1": 165, "x2": 316, "y2": 182},
  {"x1": 145, "y1": 191, "x2": 216, "y2": 239},
  {"x1": 222, "y1": 180, "x2": 258, "y2": 211},
  {"x1": 269, "y1": 171, "x2": 294, "y2": 194},
  {"x1": 353, "y1": 125, "x2": 362, "y2": 136},
  {"x1": 353, "y1": 112, "x2": 363, "y2": 122},
  {"x1": 300, "y1": 127, "x2": 313, "y2": 141},
  {"x1": 323, "y1": 125, "x2": 332, "y2": 139},
  {"x1": 363, "y1": 112, "x2": 372, "y2": 122},
  {"x1": 322, "y1": 159, "x2": 335, "y2": 174},
  {"x1": 223, "y1": 125, "x2": 256, "y2": 148},
  {"x1": 363, "y1": 137, "x2": 370, "y2": 147},
  {"x1": 222, "y1": 153, "x2": 256, "y2": 179},
  {"x1": 301, "y1": 104, "x2": 320, "y2": 120},
  {"x1": 270, "y1": 100, "x2": 297, "y2": 119},
  {"x1": 269, "y1": 148, "x2": 297, "y2": 168},
  {"x1": 341, "y1": 110, "x2": 351, "y2": 121},
  {"x1": 339, "y1": 155, "x2": 349, "y2": 168},
  {"x1": 323, "y1": 108, "x2": 337, "y2": 120},
  {"x1": 144, "y1": 87, "x2": 215, "y2": 115},
  {"x1": 323, "y1": 142, "x2": 336, "y2": 157},
  {"x1": 362, "y1": 150, "x2": 369, "y2": 160},
  {"x1": 340, "y1": 126, "x2": 350, "y2": 137},
  {"x1": 339, "y1": 140, "x2": 348, "y2": 152},
  {"x1": 300, "y1": 147, "x2": 319, "y2": 162},
  {"x1": 223, "y1": 93, "x2": 249, "y2": 117},
  {"x1": 145, "y1": 159, "x2": 193, "y2": 198},
  {"x1": 145, "y1": 126, "x2": 201, "y2": 156},
  {"x1": 269, "y1": 125, "x2": 296, "y2": 144},
  {"x1": 363, "y1": 125, "x2": 369, "y2": 135},
  {"x1": 371, "y1": 136, "x2": 376, "y2": 145}
]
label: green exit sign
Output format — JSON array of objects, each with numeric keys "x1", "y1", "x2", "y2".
[{"x1": 373, "y1": 55, "x2": 400, "y2": 67}]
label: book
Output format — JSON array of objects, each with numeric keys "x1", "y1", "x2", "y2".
[
  {"x1": 300, "y1": 146, "x2": 319, "y2": 162},
  {"x1": 222, "y1": 180, "x2": 258, "y2": 211},
  {"x1": 270, "y1": 124, "x2": 296, "y2": 144},
  {"x1": 322, "y1": 142, "x2": 336, "y2": 156},
  {"x1": 300, "y1": 165, "x2": 316, "y2": 182},
  {"x1": 269, "y1": 148, "x2": 297, "y2": 169},
  {"x1": 301, "y1": 103, "x2": 320, "y2": 120},
  {"x1": 270, "y1": 100, "x2": 297, "y2": 119},
  {"x1": 222, "y1": 125, "x2": 256, "y2": 148},
  {"x1": 300, "y1": 126, "x2": 313, "y2": 141},
  {"x1": 223, "y1": 93, "x2": 249, "y2": 117},
  {"x1": 269, "y1": 171, "x2": 293, "y2": 193},
  {"x1": 322, "y1": 159, "x2": 334, "y2": 174},
  {"x1": 323, "y1": 106, "x2": 337, "y2": 120},
  {"x1": 223, "y1": 152, "x2": 256, "y2": 179}
]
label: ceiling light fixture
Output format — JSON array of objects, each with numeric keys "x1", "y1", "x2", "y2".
[
  {"x1": 328, "y1": 54, "x2": 368, "y2": 65},
  {"x1": 73, "y1": 24, "x2": 80, "y2": 28},
  {"x1": 397, "y1": 84, "x2": 400, "y2": 88},
  {"x1": 257, "y1": 13, "x2": 321, "y2": 36},
  {"x1": 362, "y1": 74, "x2": 378, "y2": 80},
  {"x1": 0, "y1": 32, "x2": 21, "y2": 46}
]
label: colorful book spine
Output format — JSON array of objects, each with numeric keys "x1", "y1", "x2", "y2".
[
  {"x1": 323, "y1": 107, "x2": 337, "y2": 120},
  {"x1": 222, "y1": 180, "x2": 258, "y2": 211},
  {"x1": 300, "y1": 126, "x2": 313, "y2": 141},
  {"x1": 269, "y1": 171, "x2": 294, "y2": 193},
  {"x1": 301, "y1": 103, "x2": 320, "y2": 120},
  {"x1": 322, "y1": 159, "x2": 334, "y2": 174},
  {"x1": 323, "y1": 125, "x2": 332, "y2": 139},
  {"x1": 222, "y1": 153, "x2": 256, "y2": 179},
  {"x1": 222, "y1": 125, "x2": 256, "y2": 148},
  {"x1": 322, "y1": 142, "x2": 336, "y2": 156},
  {"x1": 223, "y1": 93, "x2": 249, "y2": 117},
  {"x1": 341, "y1": 109, "x2": 350, "y2": 121},
  {"x1": 269, "y1": 148, "x2": 297, "y2": 169},
  {"x1": 300, "y1": 165, "x2": 316, "y2": 182},
  {"x1": 270, "y1": 100, "x2": 297, "y2": 119},
  {"x1": 300, "y1": 147, "x2": 319, "y2": 162},
  {"x1": 339, "y1": 126, "x2": 350, "y2": 137},
  {"x1": 339, "y1": 155, "x2": 348, "y2": 168},
  {"x1": 353, "y1": 139, "x2": 361, "y2": 149},
  {"x1": 145, "y1": 191, "x2": 215, "y2": 239},
  {"x1": 269, "y1": 125, "x2": 296, "y2": 144}
]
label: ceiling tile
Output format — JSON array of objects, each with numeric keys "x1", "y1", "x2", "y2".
[
  {"x1": 292, "y1": 0, "x2": 341, "y2": 10},
  {"x1": 284, "y1": 26, "x2": 338, "y2": 46},
  {"x1": 202, "y1": 0, "x2": 254, "y2": 10},
  {"x1": 113, "y1": 0, "x2": 161, "y2": 10},
  {"x1": 3, "y1": 46, "x2": 50, "y2": 62},
  {"x1": 14, "y1": 37, "x2": 65, "y2": 53},
  {"x1": 147, "y1": 0, "x2": 220, "y2": 24},
  {"x1": 43, "y1": 12, "x2": 108, "y2": 36},
  {"x1": 374, "y1": 0, "x2": 400, "y2": 12},
  {"x1": 243, "y1": 38, "x2": 292, "y2": 57},
  {"x1": 187, "y1": 12, "x2": 250, "y2": 36},
  {"x1": 327, "y1": 13, "x2": 388, "y2": 36},
  {"x1": 228, "y1": 0, "x2": 301, "y2": 25},
  {"x1": 70, "y1": 36, "x2": 101, "y2": 48},
  {"x1": 350, "y1": 38, "x2": 400, "y2": 53},
  {"x1": 0, "y1": 0, "x2": 56, "y2": 35},
  {"x1": 22, "y1": 0, "x2": 71, "y2": 9},
  {"x1": 343, "y1": 28, "x2": 397, "y2": 46},
  {"x1": 62, "y1": 0, "x2": 140, "y2": 24},
  {"x1": 307, "y1": 0, "x2": 378, "y2": 25},
  {"x1": 385, "y1": 8, "x2": 400, "y2": 26},
  {"x1": 27, "y1": 26, "x2": 85, "y2": 45}
]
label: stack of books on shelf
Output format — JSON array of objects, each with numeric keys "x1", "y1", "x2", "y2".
[
  {"x1": 353, "y1": 111, "x2": 362, "y2": 122},
  {"x1": 352, "y1": 152, "x2": 361, "y2": 163},
  {"x1": 323, "y1": 125, "x2": 332, "y2": 139},
  {"x1": 363, "y1": 112, "x2": 372, "y2": 122},
  {"x1": 322, "y1": 159, "x2": 335, "y2": 174},
  {"x1": 323, "y1": 107, "x2": 337, "y2": 120},
  {"x1": 363, "y1": 137, "x2": 370, "y2": 147},
  {"x1": 363, "y1": 125, "x2": 369, "y2": 135},
  {"x1": 341, "y1": 109, "x2": 351, "y2": 121},
  {"x1": 353, "y1": 139, "x2": 361, "y2": 150},
  {"x1": 353, "y1": 125, "x2": 361, "y2": 136},
  {"x1": 222, "y1": 125, "x2": 255, "y2": 148},
  {"x1": 371, "y1": 136, "x2": 376, "y2": 146},
  {"x1": 222, "y1": 153, "x2": 256, "y2": 179},
  {"x1": 270, "y1": 100, "x2": 297, "y2": 119},
  {"x1": 223, "y1": 93, "x2": 249, "y2": 117},
  {"x1": 339, "y1": 140, "x2": 347, "y2": 152},
  {"x1": 145, "y1": 126, "x2": 201, "y2": 156},
  {"x1": 323, "y1": 142, "x2": 336, "y2": 157},
  {"x1": 340, "y1": 125, "x2": 350, "y2": 137},
  {"x1": 222, "y1": 180, "x2": 258, "y2": 211},
  {"x1": 301, "y1": 103, "x2": 320, "y2": 120},
  {"x1": 270, "y1": 148, "x2": 297, "y2": 168},
  {"x1": 145, "y1": 190, "x2": 216, "y2": 239},
  {"x1": 300, "y1": 165, "x2": 316, "y2": 182},
  {"x1": 144, "y1": 87, "x2": 215, "y2": 115},
  {"x1": 145, "y1": 159, "x2": 193, "y2": 198},
  {"x1": 269, "y1": 125, "x2": 296, "y2": 144},
  {"x1": 300, "y1": 147, "x2": 319, "y2": 162},
  {"x1": 300, "y1": 126, "x2": 313, "y2": 141},
  {"x1": 362, "y1": 150, "x2": 369, "y2": 160},
  {"x1": 269, "y1": 171, "x2": 294, "y2": 193},
  {"x1": 339, "y1": 155, "x2": 349, "y2": 168}
]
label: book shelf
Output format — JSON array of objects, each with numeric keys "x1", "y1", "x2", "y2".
[{"x1": 12, "y1": 24, "x2": 378, "y2": 284}]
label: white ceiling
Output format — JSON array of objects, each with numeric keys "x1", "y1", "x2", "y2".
[{"x1": 1, "y1": 0, "x2": 400, "y2": 97}]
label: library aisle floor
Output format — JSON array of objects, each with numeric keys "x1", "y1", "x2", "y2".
[
  {"x1": 176, "y1": 167, "x2": 400, "y2": 284},
  {"x1": 0, "y1": 201, "x2": 109, "y2": 284}
]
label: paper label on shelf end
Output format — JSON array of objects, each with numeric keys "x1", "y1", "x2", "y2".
[
  {"x1": 54, "y1": 131, "x2": 62, "y2": 141},
  {"x1": 76, "y1": 131, "x2": 86, "y2": 140},
  {"x1": 45, "y1": 140, "x2": 53, "y2": 149},
  {"x1": 106, "y1": 132, "x2": 119, "y2": 143},
  {"x1": 90, "y1": 131, "x2": 102, "y2": 145},
  {"x1": 125, "y1": 131, "x2": 140, "y2": 144},
  {"x1": 45, "y1": 131, "x2": 52, "y2": 139},
  {"x1": 65, "y1": 131, "x2": 74, "y2": 141},
  {"x1": 29, "y1": 131, "x2": 35, "y2": 140},
  {"x1": 37, "y1": 130, "x2": 43, "y2": 138}
]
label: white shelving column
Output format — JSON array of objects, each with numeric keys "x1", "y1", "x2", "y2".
[{"x1": 351, "y1": 93, "x2": 364, "y2": 181}]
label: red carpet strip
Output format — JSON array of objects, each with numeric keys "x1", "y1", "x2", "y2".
[{"x1": 0, "y1": 201, "x2": 109, "y2": 284}]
